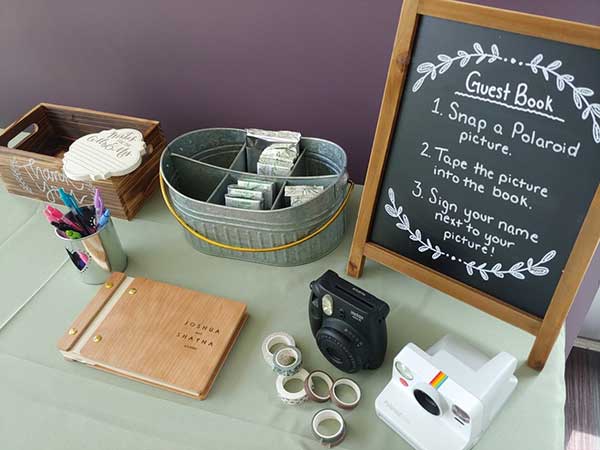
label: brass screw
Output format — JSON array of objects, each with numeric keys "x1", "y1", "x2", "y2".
[
  {"x1": 92, "y1": 335, "x2": 103, "y2": 343},
  {"x1": 68, "y1": 328, "x2": 78, "y2": 336},
  {"x1": 128, "y1": 288, "x2": 137, "y2": 295},
  {"x1": 105, "y1": 282, "x2": 114, "y2": 289}
]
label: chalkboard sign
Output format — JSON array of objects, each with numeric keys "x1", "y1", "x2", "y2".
[{"x1": 348, "y1": 0, "x2": 600, "y2": 370}]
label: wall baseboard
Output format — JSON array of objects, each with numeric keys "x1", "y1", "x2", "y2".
[{"x1": 574, "y1": 337, "x2": 600, "y2": 352}]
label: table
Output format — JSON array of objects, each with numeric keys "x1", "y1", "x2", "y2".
[{"x1": 0, "y1": 184, "x2": 564, "y2": 450}]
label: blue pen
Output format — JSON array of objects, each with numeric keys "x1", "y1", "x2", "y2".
[
  {"x1": 58, "y1": 188, "x2": 73, "y2": 211},
  {"x1": 98, "y1": 209, "x2": 111, "y2": 228},
  {"x1": 58, "y1": 188, "x2": 83, "y2": 216},
  {"x1": 68, "y1": 192, "x2": 84, "y2": 216}
]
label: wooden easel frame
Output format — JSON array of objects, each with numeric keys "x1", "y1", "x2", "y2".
[{"x1": 347, "y1": 0, "x2": 600, "y2": 370}]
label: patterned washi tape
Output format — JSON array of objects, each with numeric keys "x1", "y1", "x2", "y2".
[
  {"x1": 272, "y1": 346, "x2": 302, "y2": 376},
  {"x1": 330, "y1": 378, "x2": 361, "y2": 410},
  {"x1": 276, "y1": 368, "x2": 312, "y2": 405},
  {"x1": 311, "y1": 409, "x2": 347, "y2": 448},
  {"x1": 261, "y1": 332, "x2": 295, "y2": 368},
  {"x1": 304, "y1": 370, "x2": 334, "y2": 402}
]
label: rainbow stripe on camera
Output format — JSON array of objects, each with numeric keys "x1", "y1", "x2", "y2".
[{"x1": 429, "y1": 371, "x2": 448, "y2": 390}]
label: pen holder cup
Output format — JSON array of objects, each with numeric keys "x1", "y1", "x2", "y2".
[{"x1": 56, "y1": 207, "x2": 128, "y2": 284}]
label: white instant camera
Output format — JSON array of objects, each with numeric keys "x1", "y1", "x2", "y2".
[{"x1": 375, "y1": 335, "x2": 517, "y2": 450}]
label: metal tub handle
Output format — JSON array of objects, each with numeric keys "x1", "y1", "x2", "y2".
[{"x1": 160, "y1": 174, "x2": 354, "y2": 253}]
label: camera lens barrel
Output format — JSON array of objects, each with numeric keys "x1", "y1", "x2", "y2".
[
  {"x1": 413, "y1": 388, "x2": 442, "y2": 416},
  {"x1": 315, "y1": 329, "x2": 362, "y2": 373}
]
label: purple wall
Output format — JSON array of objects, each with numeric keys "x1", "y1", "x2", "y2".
[
  {"x1": 566, "y1": 250, "x2": 600, "y2": 353},
  {"x1": 1, "y1": 0, "x2": 599, "y2": 352},
  {"x1": 2, "y1": 0, "x2": 599, "y2": 181},
  {"x1": 1, "y1": 0, "x2": 403, "y2": 180}
]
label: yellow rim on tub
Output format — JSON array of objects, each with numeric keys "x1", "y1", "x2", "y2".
[{"x1": 160, "y1": 174, "x2": 354, "y2": 253}]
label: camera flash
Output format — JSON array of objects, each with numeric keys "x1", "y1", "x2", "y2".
[
  {"x1": 322, "y1": 294, "x2": 334, "y2": 316},
  {"x1": 395, "y1": 361, "x2": 414, "y2": 380}
]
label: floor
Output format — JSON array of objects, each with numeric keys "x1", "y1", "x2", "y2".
[{"x1": 565, "y1": 347, "x2": 600, "y2": 450}]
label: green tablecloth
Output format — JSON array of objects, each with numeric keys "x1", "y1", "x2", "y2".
[{"x1": 0, "y1": 184, "x2": 564, "y2": 450}]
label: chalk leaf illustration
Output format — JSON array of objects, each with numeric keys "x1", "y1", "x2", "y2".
[
  {"x1": 384, "y1": 187, "x2": 557, "y2": 280},
  {"x1": 465, "y1": 261, "x2": 474, "y2": 276},
  {"x1": 412, "y1": 42, "x2": 501, "y2": 93},
  {"x1": 384, "y1": 204, "x2": 397, "y2": 217},
  {"x1": 527, "y1": 54, "x2": 600, "y2": 143}
]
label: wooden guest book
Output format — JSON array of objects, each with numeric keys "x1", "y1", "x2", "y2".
[{"x1": 57, "y1": 273, "x2": 247, "y2": 399}]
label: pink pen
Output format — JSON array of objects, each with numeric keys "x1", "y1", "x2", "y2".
[
  {"x1": 45, "y1": 205, "x2": 84, "y2": 232},
  {"x1": 43, "y1": 209, "x2": 57, "y2": 224},
  {"x1": 79, "y1": 252, "x2": 89, "y2": 265}
]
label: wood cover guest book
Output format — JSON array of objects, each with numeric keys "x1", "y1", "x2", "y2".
[{"x1": 57, "y1": 272, "x2": 247, "y2": 399}]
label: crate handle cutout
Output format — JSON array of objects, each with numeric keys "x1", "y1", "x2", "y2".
[
  {"x1": 160, "y1": 174, "x2": 354, "y2": 253},
  {"x1": 7, "y1": 124, "x2": 39, "y2": 149},
  {"x1": 0, "y1": 123, "x2": 39, "y2": 150}
]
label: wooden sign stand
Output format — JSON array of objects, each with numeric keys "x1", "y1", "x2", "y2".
[{"x1": 347, "y1": 0, "x2": 600, "y2": 370}]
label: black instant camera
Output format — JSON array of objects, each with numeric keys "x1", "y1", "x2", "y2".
[{"x1": 309, "y1": 270, "x2": 390, "y2": 373}]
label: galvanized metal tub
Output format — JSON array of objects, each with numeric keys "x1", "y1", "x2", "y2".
[{"x1": 160, "y1": 128, "x2": 351, "y2": 266}]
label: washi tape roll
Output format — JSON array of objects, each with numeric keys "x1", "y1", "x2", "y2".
[
  {"x1": 304, "y1": 370, "x2": 334, "y2": 402},
  {"x1": 330, "y1": 378, "x2": 361, "y2": 410},
  {"x1": 276, "y1": 368, "x2": 312, "y2": 405},
  {"x1": 311, "y1": 409, "x2": 347, "y2": 448},
  {"x1": 262, "y1": 332, "x2": 295, "y2": 368},
  {"x1": 272, "y1": 346, "x2": 302, "y2": 376}
]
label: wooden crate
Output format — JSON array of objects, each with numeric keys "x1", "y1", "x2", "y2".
[{"x1": 0, "y1": 103, "x2": 166, "y2": 220}]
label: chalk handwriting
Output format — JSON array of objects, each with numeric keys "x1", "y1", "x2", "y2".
[
  {"x1": 385, "y1": 187, "x2": 556, "y2": 280},
  {"x1": 10, "y1": 158, "x2": 93, "y2": 203}
]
